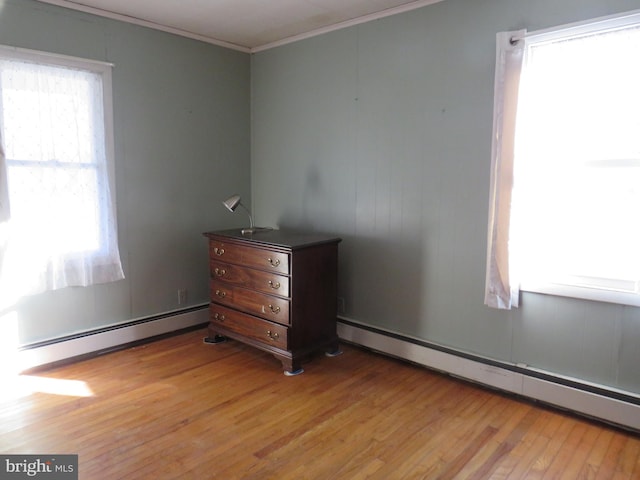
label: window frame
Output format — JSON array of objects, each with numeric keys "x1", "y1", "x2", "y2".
[
  {"x1": 0, "y1": 45, "x2": 123, "y2": 292},
  {"x1": 512, "y1": 10, "x2": 640, "y2": 307}
]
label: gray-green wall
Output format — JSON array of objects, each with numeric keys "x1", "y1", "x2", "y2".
[
  {"x1": 251, "y1": 0, "x2": 640, "y2": 394},
  {"x1": 0, "y1": 0, "x2": 251, "y2": 344},
  {"x1": 3, "y1": 0, "x2": 639, "y2": 397}
]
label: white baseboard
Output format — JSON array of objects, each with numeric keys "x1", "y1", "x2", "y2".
[
  {"x1": 10, "y1": 310, "x2": 639, "y2": 430},
  {"x1": 337, "y1": 320, "x2": 640, "y2": 431},
  {"x1": 16, "y1": 306, "x2": 209, "y2": 372}
]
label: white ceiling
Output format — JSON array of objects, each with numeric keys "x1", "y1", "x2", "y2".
[{"x1": 38, "y1": 0, "x2": 444, "y2": 52}]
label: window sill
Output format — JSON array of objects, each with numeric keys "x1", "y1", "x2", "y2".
[{"x1": 520, "y1": 281, "x2": 640, "y2": 307}]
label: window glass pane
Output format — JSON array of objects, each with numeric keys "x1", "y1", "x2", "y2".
[
  {"x1": 1, "y1": 59, "x2": 103, "y2": 164},
  {"x1": 7, "y1": 164, "x2": 101, "y2": 254},
  {"x1": 512, "y1": 21, "x2": 640, "y2": 296},
  {"x1": 522, "y1": 26, "x2": 640, "y2": 163},
  {"x1": 0, "y1": 46, "x2": 123, "y2": 296}
]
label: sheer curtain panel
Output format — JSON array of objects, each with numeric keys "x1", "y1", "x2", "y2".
[
  {"x1": 0, "y1": 140, "x2": 8, "y2": 223},
  {"x1": 484, "y1": 30, "x2": 525, "y2": 310},
  {"x1": 0, "y1": 47, "x2": 124, "y2": 299}
]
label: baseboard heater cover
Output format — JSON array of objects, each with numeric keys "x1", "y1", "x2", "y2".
[
  {"x1": 17, "y1": 304, "x2": 209, "y2": 372},
  {"x1": 337, "y1": 319, "x2": 640, "y2": 432}
]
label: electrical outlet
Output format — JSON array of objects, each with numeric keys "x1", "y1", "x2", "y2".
[{"x1": 178, "y1": 289, "x2": 188, "y2": 305}]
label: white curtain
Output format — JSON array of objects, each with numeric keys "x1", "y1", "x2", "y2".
[
  {"x1": 0, "y1": 138, "x2": 9, "y2": 306},
  {"x1": 0, "y1": 139, "x2": 8, "y2": 223},
  {"x1": 484, "y1": 30, "x2": 526, "y2": 309},
  {"x1": 0, "y1": 55, "x2": 124, "y2": 300}
]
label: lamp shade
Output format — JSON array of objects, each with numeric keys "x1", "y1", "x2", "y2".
[
  {"x1": 222, "y1": 194, "x2": 242, "y2": 212},
  {"x1": 221, "y1": 194, "x2": 271, "y2": 235}
]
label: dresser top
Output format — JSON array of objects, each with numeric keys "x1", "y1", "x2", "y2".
[{"x1": 204, "y1": 229, "x2": 341, "y2": 250}]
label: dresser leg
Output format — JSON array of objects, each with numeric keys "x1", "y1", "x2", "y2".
[
  {"x1": 203, "y1": 335, "x2": 227, "y2": 344},
  {"x1": 325, "y1": 349, "x2": 343, "y2": 357},
  {"x1": 278, "y1": 356, "x2": 304, "y2": 376},
  {"x1": 325, "y1": 340, "x2": 342, "y2": 357}
]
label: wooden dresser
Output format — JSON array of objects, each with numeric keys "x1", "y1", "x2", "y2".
[{"x1": 203, "y1": 229, "x2": 342, "y2": 375}]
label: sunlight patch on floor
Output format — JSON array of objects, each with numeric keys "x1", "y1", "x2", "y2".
[{"x1": 0, "y1": 375, "x2": 94, "y2": 400}]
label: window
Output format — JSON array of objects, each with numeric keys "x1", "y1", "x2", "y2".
[
  {"x1": 486, "y1": 11, "x2": 640, "y2": 308},
  {"x1": 0, "y1": 46, "x2": 124, "y2": 299}
]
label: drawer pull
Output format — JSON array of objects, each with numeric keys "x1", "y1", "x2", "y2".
[
  {"x1": 214, "y1": 247, "x2": 225, "y2": 256},
  {"x1": 214, "y1": 313, "x2": 225, "y2": 322},
  {"x1": 268, "y1": 304, "x2": 281, "y2": 314},
  {"x1": 267, "y1": 257, "x2": 281, "y2": 268},
  {"x1": 215, "y1": 289, "x2": 226, "y2": 298},
  {"x1": 266, "y1": 330, "x2": 279, "y2": 341},
  {"x1": 268, "y1": 280, "x2": 280, "y2": 290},
  {"x1": 214, "y1": 268, "x2": 226, "y2": 277}
]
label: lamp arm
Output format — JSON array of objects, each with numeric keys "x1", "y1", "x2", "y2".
[{"x1": 238, "y1": 202, "x2": 254, "y2": 229}]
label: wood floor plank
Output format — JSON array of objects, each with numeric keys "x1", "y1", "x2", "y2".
[
  {"x1": 577, "y1": 429, "x2": 617, "y2": 479},
  {"x1": 499, "y1": 409, "x2": 564, "y2": 479},
  {"x1": 561, "y1": 424, "x2": 608, "y2": 478},
  {"x1": 2, "y1": 328, "x2": 639, "y2": 480},
  {"x1": 596, "y1": 433, "x2": 630, "y2": 479},
  {"x1": 616, "y1": 434, "x2": 640, "y2": 478},
  {"x1": 540, "y1": 421, "x2": 591, "y2": 479},
  {"x1": 494, "y1": 407, "x2": 555, "y2": 477},
  {"x1": 371, "y1": 393, "x2": 498, "y2": 479},
  {"x1": 338, "y1": 383, "x2": 489, "y2": 479},
  {"x1": 517, "y1": 413, "x2": 577, "y2": 478},
  {"x1": 458, "y1": 405, "x2": 540, "y2": 479}
]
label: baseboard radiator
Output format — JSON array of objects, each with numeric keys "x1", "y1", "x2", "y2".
[
  {"x1": 337, "y1": 318, "x2": 640, "y2": 432},
  {"x1": 16, "y1": 304, "x2": 209, "y2": 372},
  {"x1": 12, "y1": 308, "x2": 639, "y2": 431}
]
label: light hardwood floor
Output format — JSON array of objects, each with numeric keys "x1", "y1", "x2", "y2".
[{"x1": 1, "y1": 328, "x2": 639, "y2": 479}]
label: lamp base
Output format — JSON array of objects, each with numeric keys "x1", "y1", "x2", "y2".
[{"x1": 241, "y1": 227, "x2": 273, "y2": 235}]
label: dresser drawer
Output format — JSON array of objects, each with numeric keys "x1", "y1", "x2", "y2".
[
  {"x1": 210, "y1": 260, "x2": 290, "y2": 297},
  {"x1": 209, "y1": 241, "x2": 289, "y2": 274},
  {"x1": 210, "y1": 304, "x2": 288, "y2": 350},
  {"x1": 211, "y1": 281, "x2": 290, "y2": 325}
]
